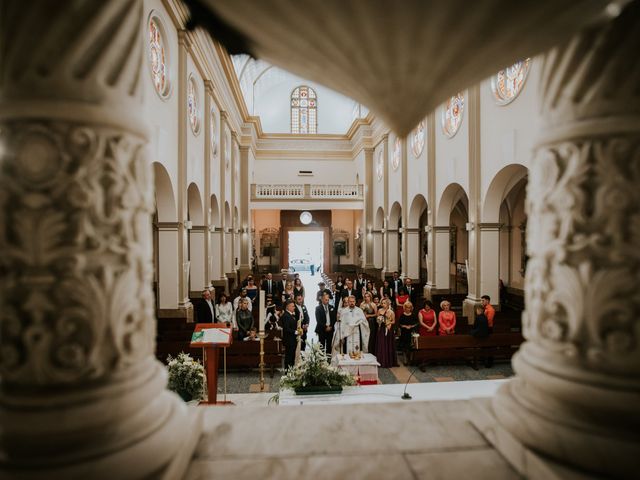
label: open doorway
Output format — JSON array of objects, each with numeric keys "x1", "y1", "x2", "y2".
[{"x1": 288, "y1": 231, "x2": 324, "y2": 276}]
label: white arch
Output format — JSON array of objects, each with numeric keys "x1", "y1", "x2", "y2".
[
  {"x1": 408, "y1": 194, "x2": 428, "y2": 228},
  {"x1": 210, "y1": 194, "x2": 220, "y2": 227},
  {"x1": 152, "y1": 162, "x2": 177, "y2": 222},
  {"x1": 374, "y1": 207, "x2": 385, "y2": 229},
  {"x1": 436, "y1": 183, "x2": 468, "y2": 225},
  {"x1": 389, "y1": 201, "x2": 402, "y2": 227},
  {"x1": 187, "y1": 183, "x2": 204, "y2": 225},
  {"x1": 482, "y1": 164, "x2": 529, "y2": 223}
]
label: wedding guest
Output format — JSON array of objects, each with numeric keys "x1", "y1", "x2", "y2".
[
  {"x1": 195, "y1": 289, "x2": 216, "y2": 323},
  {"x1": 243, "y1": 327, "x2": 260, "y2": 341},
  {"x1": 438, "y1": 300, "x2": 456, "y2": 335},
  {"x1": 470, "y1": 305, "x2": 489, "y2": 338},
  {"x1": 481, "y1": 295, "x2": 496, "y2": 332},
  {"x1": 235, "y1": 298, "x2": 254, "y2": 340},
  {"x1": 341, "y1": 279, "x2": 356, "y2": 300},
  {"x1": 315, "y1": 292, "x2": 336, "y2": 354},
  {"x1": 282, "y1": 281, "x2": 295, "y2": 304},
  {"x1": 380, "y1": 279, "x2": 394, "y2": 305},
  {"x1": 418, "y1": 300, "x2": 437, "y2": 336},
  {"x1": 335, "y1": 274, "x2": 345, "y2": 298},
  {"x1": 398, "y1": 301, "x2": 418, "y2": 361},
  {"x1": 404, "y1": 277, "x2": 417, "y2": 304},
  {"x1": 316, "y1": 281, "x2": 332, "y2": 304},
  {"x1": 360, "y1": 292, "x2": 378, "y2": 354},
  {"x1": 261, "y1": 272, "x2": 276, "y2": 297},
  {"x1": 216, "y1": 293, "x2": 234, "y2": 328},
  {"x1": 395, "y1": 287, "x2": 410, "y2": 322},
  {"x1": 245, "y1": 277, "x2": 259, "y2": 306},
  {"x1": 375, "y1": 298, "x2": 397, "y2": 368},
  {"x1": 391, "y1": 271, "x2": 403, "y2": 298},
  {"x1": 233, "y1": 288, "x2": 253, "y2": 312},
  {"x1": 265, "y1": 305, "x2": 283, "y2": 340},
  {"x1": 354, "y1": 272, "x2": 367, "y2": 301},
  {"x1": 294, "y1": 294, "x2": 309, "y2": 350},
  {"x1": 282, "y1": 300, "x2": 299, "y2": 369},
  {"x1": 293, "y1": 277, "x2": 305, "y2": 299}
]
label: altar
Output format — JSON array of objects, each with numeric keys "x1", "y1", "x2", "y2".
[{"x1": 335, "y1": 353, "x2": 380, "y2": 385}]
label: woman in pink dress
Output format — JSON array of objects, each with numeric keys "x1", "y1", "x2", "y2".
[
  {"x1": 438, "y1": 300, "x2": 456, "y2": 335},
  {"x1": 418, "y1": 300, "x2": 437, "y2": 336}
]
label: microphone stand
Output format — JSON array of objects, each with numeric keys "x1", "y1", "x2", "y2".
[{"x1": 401, "y1": 366, "x2": 420, "y2": 400}]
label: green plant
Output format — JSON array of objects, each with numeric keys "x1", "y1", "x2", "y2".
[
  {"x1": 166, "y1": 352, "x2": 205, "y2": 402},
  {"x1": 279, "y1": 342, "x2": 356, "y2": 391}
]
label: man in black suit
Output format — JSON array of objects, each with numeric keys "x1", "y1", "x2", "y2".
[
  {"x1": 404, "y1": 277, "x2": 418, "y2": 304},
  {"x1": 391, "y1": 271, "x2": 403, "y2": 298},
  {"x1": 315, "y1": 292, "x2": 336, "y2": 354},
  {"x1": 261, "y1": 272, "x2": 276, "y2": 298},
  {"x1": 340, "y1": 279, "x2": 356, "y2": 302},
  {"x1": 281, "y1": 300, "x2": 299, "y2": 369},
  {"x1": 315, "y1": 281, "x2": 333, "y2": 304},
  {"x1": 354, "y1": 272, "x2": 367, "y2": 301},
  {"x1": 276, "y1": 272, "x2": 288, "y2": 304},
  {"x1": 194, "y1": 289, "x2": 216, "y2": 323},
  {"x1": 294, "y1": 294, "x2": 310, "y2": 350}
]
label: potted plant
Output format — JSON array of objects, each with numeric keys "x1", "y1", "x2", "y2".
[
  {"x1": 166, "y1": 352, "x2": 205, "y2": 402},
  {"x1": 280, "y1": 342, "x2": 356, "y2": 395}
]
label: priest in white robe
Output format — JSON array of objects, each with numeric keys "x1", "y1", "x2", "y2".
[{"x1": 331, "y1": 296, "x2": 370, "y2": 360}]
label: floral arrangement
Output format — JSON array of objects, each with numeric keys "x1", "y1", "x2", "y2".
[
  {"x1": 279, "y1": 342, "x2": 356, "y2": 391},
  {"x1": 166, "y1": 352, "x2": 205, "y2": 402}
]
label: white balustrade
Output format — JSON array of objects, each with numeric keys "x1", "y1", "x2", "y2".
[{"x1": 253, "y1": 184, "x2": 363, "y2": 200}]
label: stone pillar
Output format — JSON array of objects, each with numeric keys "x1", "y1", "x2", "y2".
[
  {"x1": 424, "y1": 113, "x2": 438, "y2": 300},
  {"x1": 157, "y1": 223, "x2": 181, "y2": 309},
  {"x1": 238, "y1": 145, "x2": 251, "y2": 278},
  {"x1": 203, "y1": 81, "x2": 214, "y2": 287},
  {"x1": 364, "y1": 148, "x2": 375, "y2": 269},
  {"x1": 0, "y1": 2, "x2": 200, "y2": 477},
  {"x1": 478, "y1": 223, "x2": 501, "y2": 309},
  {"x1": 189, "y1": 226, "x2": 207, "y2": 293},
  {"x1": 432, "y1": 226, "x2": 451, "y2": 293},
  {"x1": 463, "y1": 85, "x2": 481, "y2": 321},
  {"x1": 494, "y1": 4, "x2": 640, "y2": 477},
  {"x1": 405, "y1": 229, "x2": 421, "y2": 279}
]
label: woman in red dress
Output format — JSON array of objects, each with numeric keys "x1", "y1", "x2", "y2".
[
  {"x1": 395, "y1": 287, "x2": 410, "y2": 322},
  {"x1": 438, "y1": 300, "x2": 456, "y2": 335},
  {"x1": 418, "y1": 300, "x2": 437, "y2": 336}
]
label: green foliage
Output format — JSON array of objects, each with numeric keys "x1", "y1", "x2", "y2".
[
  {"x1": 279, "y1": 342, "x2": 355, "y2": 390},
  {"x1": 166, "y1": 352, "x2": 205, "y2": 402}
]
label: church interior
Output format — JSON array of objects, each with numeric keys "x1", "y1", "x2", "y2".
[{"x1": 0, "y1": 0, "x2": 638, "y2": 478}]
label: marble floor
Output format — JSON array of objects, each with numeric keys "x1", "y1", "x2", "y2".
[{"x1": 186, "y1": 394, "x2": 521, "y2": 479}]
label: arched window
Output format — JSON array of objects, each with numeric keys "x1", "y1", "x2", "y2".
[{"x1": 291, "y1": 86, "x2": 317, "y2": 134}]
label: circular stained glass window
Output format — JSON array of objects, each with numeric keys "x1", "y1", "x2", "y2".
[
  {"x1": 300, "y1": 211, "x2": 312, "y2": 225},
  {"x1": 491, "y1": 58, "x2": 530, "y2": 105},
  {"x1": 187, "y1": 75, "x2": 200, "y2": 134},
  {"x1": 376, "y1": 149, "x2": 384, "y2": 181},
  {"x1": 441, "y1": 93, "x2": 464, "y2": 138},
  {"x1": 148, "y1": 15, "x2": 170, "y2": 98},
  {"x1": 392, "y1": 137, "x2": 401, "y2": 170},
  {"x1": 411, "y1": 120, "x2": 425, "y2": 157}
]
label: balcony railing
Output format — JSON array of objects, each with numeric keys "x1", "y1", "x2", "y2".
[{"x1": 252, "y1": 184, "x2": 363, "y2": 200}]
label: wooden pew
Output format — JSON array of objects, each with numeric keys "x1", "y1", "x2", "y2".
[
  {"x1": 217, "y1": 338, "x2": 282, "y2": 377},
  {"x1": 410, "y1": 332, "x2": 524, "y2": 369}
]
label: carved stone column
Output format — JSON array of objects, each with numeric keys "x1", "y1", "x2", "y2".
[
  {"x1": 494, "y1": 4, "x2": 640, "y2": 477},
  {"x1": 0, "y1": 2, "x2": 199, "y2": 477}
]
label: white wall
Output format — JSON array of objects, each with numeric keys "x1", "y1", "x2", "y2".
[{"x1": 252, "y1": 158, "x2": 356, "y2": 184}]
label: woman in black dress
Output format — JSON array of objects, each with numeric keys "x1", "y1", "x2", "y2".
[
  {"x1": 375, "y1": 298, "x2": 397, "y2": 367},
  {"x1": 398, "y1": 301, "x2": 418, "y2": 363}
]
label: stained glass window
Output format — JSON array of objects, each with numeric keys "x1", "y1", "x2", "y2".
[
  {"x1": 441, "y1": 93, "x2": 464, "y2": 138},
  {"x1": 210, "y1": 109, "x2": 218, "y2": 158},
  {"x1": 411, "y1": 120, "x2": 425, "y2": 157},
  {"x1": 187, "y1": 75, "x2": 200, "y2": 134},
  {"x1": 376, "y1": 149, "x2": 384, "y2": 181},
  {"x1": 491, "y1": 58, "x2": 530, "y2": 105},
  {"x1": 291, "y1": 86, "x2": 317, "y2": 134},
  {"x1": 148, "y1": 17, "x2": 170, "y2": 98},
  {"x1": 392, "y1": 137, "x2": 401, "y2": 170}
]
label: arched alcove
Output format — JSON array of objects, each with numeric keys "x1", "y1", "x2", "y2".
[
  {"x1": 388, "y1": 202, "x2": 402, "y2": 273},
  {"x1": 437, "y1": 183, "x2": 469, "y2": 294}
]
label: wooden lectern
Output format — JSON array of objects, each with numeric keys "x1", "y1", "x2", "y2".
[{"x1": 190, "y1": 323, "x2": 233, "y2": 405}]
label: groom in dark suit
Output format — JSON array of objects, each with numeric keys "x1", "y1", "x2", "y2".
[{"x1": 315, "y1": 292, "x2": 336, "y2": 354}]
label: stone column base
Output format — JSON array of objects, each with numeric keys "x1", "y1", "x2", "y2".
[
  {"x1": 423, "y1": 284, "x2": 449, "y2": 301},
  {"x1": 470, "y1": 395, "x2": 600, "y2": 480}
]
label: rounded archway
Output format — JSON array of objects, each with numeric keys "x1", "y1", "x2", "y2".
[
  {"x1": 482, "y1": 164, "x2": 528, "y2": 223},
  {"x1": 388, "y1": 202, "x2": 402, "y2": 274},
  {"x1": 408, "y1": 194, "x2": 429, "y2": 282},
  {"x1": 187, "y1": 183, "x2": 205, "y2": 293},
  {"x1": 152, "y1": 163, "x2": 178, "y2": 310},
  {"x1": 437, "y1": 183, "x2": 469, "y2": 294},
  {"x1": 210, "y1": 194, "x2": 221, "y2": 281}
]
